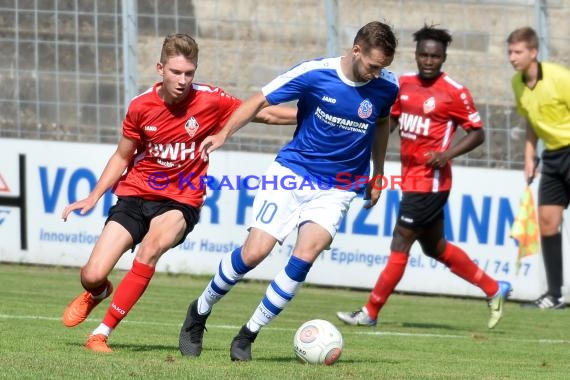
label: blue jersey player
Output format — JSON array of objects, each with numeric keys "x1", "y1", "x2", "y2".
[{"x1": 179, "y1": 21, "x2": 400, "y2": 361}]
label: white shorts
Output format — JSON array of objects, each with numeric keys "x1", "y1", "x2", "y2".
[{"x1": 248, "y1": 161, "x2": 357, "y2": 243}]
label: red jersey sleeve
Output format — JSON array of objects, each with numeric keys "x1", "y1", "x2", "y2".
[
  {"x1": 122, "y1": 102, "x2": 144, "y2": 143},
  {"x1": 449, "y1": 87, "x2": 483, "y2": 130},
  {"x1": 215, "y1": 90, "x2": 242, "y2": 133}
]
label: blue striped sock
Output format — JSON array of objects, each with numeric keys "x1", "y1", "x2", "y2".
[
  {"x1": 247, "y1": 256, "x2": 312, "y2": 332},
  {"x1": 197, "y1": 247, "x2": 252, "y2": 314}
]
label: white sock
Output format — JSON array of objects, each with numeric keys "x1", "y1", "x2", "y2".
[
  {"x1": 92, "y1": 323, "x2": 112, "y2": 337},
  {"x1": 197, "y1": 297, "x2": 211, "y2": 315},
  {"x1": 246, "y1": 320, "x2": 261, "y2": 333}
]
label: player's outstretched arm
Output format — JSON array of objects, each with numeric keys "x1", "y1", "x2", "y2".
[
  {"x1": 254, "y1": 104, "x2": 297, "y2": 125},
  {"x1": 61, "y1": 136, "x2": 137, "y2": 221},
  {"x1": 200, "y1": 91, "x2": 271, "y2": 161}
]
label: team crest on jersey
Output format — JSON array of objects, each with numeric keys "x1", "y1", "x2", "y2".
[
  {"x1": 184, "y1": 116, "x2": 199, "y2": 138},
  {"x1": 423, "y1": 97, "x2": 436, "y2": 114},
  {"x1": 357, "y1": 99, "x2": 373, "y2": 119}
]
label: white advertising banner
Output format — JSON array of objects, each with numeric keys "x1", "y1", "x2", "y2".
[{"x1": 1, "y1": 138, "x2": 567, "y2": 301}]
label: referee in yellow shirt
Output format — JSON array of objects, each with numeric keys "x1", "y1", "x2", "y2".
[{"x1": 508, "y1": 26, "x2": 570, "y2": 309}]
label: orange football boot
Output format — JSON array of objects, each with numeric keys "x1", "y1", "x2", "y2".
[
  {"x1": 62, "y1": 281, "x2": 113, "y2": 327},
  {"x1": 85, "y1": 334, "x2": 112, "y2": 353}
]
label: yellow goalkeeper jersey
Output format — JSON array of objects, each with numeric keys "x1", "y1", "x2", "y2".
[{"x1": 512, "y1": 62, "x2": 570, "y2": 150}]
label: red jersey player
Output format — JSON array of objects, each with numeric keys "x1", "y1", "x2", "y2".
[
  {"x1": 337, "y1": 25, "x2": 512, "y2": 329},
  {"x1": 60, "y1": 33, "x2": 296, "y2": 353}
]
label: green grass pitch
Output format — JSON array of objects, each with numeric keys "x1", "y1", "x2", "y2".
[{"x1": 1, "y1": 263, "x2": 569, "y2": 379}]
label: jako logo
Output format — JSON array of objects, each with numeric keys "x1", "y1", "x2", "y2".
[
  {"x1": 322, "y1": 95, "x2": 336, "y2": 104},
  {"x1": 144, "y1": 125, "x2": 157, "y2": 132},
  {"x1": 111, "y1": 303, "x2": 126, "y2": 315}
]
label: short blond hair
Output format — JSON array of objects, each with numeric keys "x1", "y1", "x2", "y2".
[{"x1": 160, "y1": 33, "x2": 199, "y2": 64}]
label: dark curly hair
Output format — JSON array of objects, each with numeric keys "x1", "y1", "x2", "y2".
[{"x1": 413, "y1": 24, "x2": 453, "y2": 53}]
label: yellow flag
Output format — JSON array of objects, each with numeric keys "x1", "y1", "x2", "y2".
[{"x1": 510, "y1": 186, "x2": 540, "y2": 274}]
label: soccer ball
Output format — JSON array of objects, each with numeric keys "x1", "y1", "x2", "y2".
[{"x1": 293, "y1": 319, "x2": 343, "y2": 365}]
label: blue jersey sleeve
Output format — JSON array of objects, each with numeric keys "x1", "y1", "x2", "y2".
[{"x1": 262, "y1": 60, "x2": 324, "y2": 105}]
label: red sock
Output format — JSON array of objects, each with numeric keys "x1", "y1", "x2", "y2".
[
  {"x1": 365, "y1": 251, "x2": 409, "y2": 320},
  {"x1": 438, "y1": 242, "x2": 498, "y2": 297},
  {"x1": 102, "y1": 260, "x2": 155, "y2": 329}
]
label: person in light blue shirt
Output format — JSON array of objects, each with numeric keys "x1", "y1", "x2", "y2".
[{"x1": 179, "y1": 21, "x2": 399, "y2": 361}]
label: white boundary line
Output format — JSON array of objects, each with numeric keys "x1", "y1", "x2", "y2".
[{"x1": 1, "y1": 313, "x2": 568, "y2": 344}]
